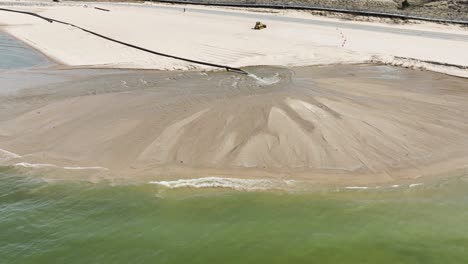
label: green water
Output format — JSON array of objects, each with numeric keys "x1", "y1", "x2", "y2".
[{"x1": 1, "y1": 169, "x2": 468, "y2": 264}]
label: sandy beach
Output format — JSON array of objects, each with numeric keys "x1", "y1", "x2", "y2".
[
  {"x1": 1, "y1": 1, "x2": 468, "y2": 187},
  {"x1": 1, "y1": 0, "x2": 467, "y2": 77}
]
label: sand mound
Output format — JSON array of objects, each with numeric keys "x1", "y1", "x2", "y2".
[{"x1": 1, "y1": 65, "x2": 468, "y2": 184}]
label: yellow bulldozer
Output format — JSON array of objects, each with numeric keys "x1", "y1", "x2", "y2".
[{"x1": 253, "y1": 21, "x2": 267, "y2": 30}]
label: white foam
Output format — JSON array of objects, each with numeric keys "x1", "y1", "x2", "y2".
[
  {"x1": 0, "y1": 148, "x2": 21, "y2": 162},
  {"x1": 149, "y1": 177, "x2": 277, "y2": 191},
  {"x1": 13, "y1": 162, "x2": 107, "y2": 171},
  {"x1": 14, "y1": 162, "x2": 57, "y2": 168},
  {"x1": 248, "y1": 73, "x2": 280, "y2": 86},
  {"x1": 63, "y1": 166, "x2": 109, "y2": 171},
  {"x1": 283, "y1": 180, "x2": 297, "y2": 185},
  {"x1": 344, "y1": 186, "x2": 369, "y2": 190},
  {"x1": 391, "y1": 185, "x2": 400, "y2": 188},
  {"x1": 409, "y1": 183, "x2": 423, "y2": 188}
]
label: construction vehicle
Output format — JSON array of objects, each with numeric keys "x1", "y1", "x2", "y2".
[{"x1": 253, "y1": 21, "x2": 267, "y2": 30}]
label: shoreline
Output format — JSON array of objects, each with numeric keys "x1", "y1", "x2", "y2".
[
  {"x1": 2, "y1": 149, "x2": 467, "y2": 191},
  {"x1": 0, "y1": 27, "x2": 62, "y2": 69}
]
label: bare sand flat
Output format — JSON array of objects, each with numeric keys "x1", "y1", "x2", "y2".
[
  {"x1": 1, "y1": 65, "x2": 467, "y2": 185},
  {"x1": 0, "y1": 1, "x2": 467, "y2": 77}
]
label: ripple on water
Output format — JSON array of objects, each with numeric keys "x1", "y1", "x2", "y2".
[{"x1": 0, "y1": 32, "x2": 49, "y2": 70}]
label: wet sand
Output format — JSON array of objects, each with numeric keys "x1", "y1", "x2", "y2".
[{"x1": 1, "y1": 64, "x2": 467, "y2": 186}]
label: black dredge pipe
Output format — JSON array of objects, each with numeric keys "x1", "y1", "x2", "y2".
[
  {"x1": 0, "y1": 8, "x2": 54, "y2": 23},
  {"x1": 0, "y1": 8, "x2": 248, "y2": 74},
  {"x1": 153, "y1": 0, "x2": 468, "y2": 26}
]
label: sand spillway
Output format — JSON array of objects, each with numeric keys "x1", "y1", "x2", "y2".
[{"x1": 1, "y1": 65, "x2": 467, "y2": 185}]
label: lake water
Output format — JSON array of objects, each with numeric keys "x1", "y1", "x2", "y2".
[
  {"x1": 2, "y1": 169, "x2": 468, "y2": 264},
  {"x1": 0, "y1": 32, "x2": 48, "y2": 70},
  {"x1": 1, "y1": 31, "x2": 468, "y2": 264}
]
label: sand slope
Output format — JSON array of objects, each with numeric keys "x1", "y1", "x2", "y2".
[{"x1": 1, "y1": 65, "x2": 467, "y2": 184}]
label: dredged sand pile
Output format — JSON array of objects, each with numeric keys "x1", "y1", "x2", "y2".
[{"x1": 1, "y1": 65, "x2": 467, "y2": 185}]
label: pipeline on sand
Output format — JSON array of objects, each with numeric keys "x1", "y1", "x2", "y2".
[{"x1": 0, "y1": 8, "x2": 248, "y2": 74}]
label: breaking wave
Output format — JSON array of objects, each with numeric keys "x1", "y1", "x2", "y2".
[
  {"x1": 344, "y1": 183, "x2": 422, "y2": 191},
  {"x1": 13, "y1": 162, "x2": 107, "y2": 171},
  {"x1": 344, "y1": 186, "x2": 369, "y2": 190},
  {"x1": 14, "y1": 162, "x2": 56, "y2": 168},
  {"x1": 149, "y1": 177, "x2": 294, "y2": 191},
  {"x1": 63, "y1": 166, "x2": 108, "y2": 171},
  {"x1": 150, "y1": 177, "x2": 426, "y2": 191},
  {"x1": 0, "y1": 148, "x2": 21, "y2": 162}
]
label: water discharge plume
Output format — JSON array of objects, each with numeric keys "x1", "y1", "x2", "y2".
[{"x1": 247, "y1": 72, "x2": 282, "y2": 86}]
